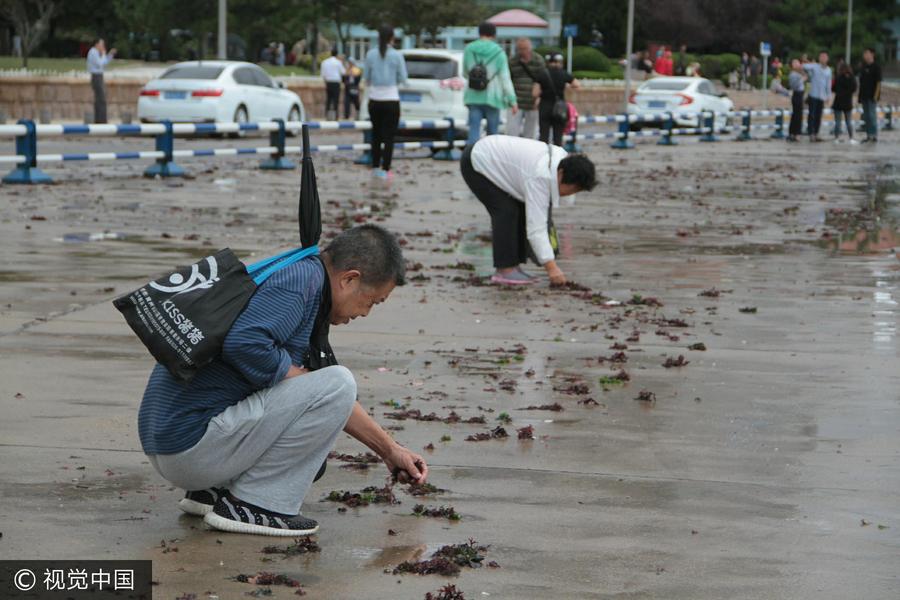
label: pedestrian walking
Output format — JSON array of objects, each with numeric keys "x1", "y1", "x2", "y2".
[
  {"x1": 459, "y1": 135, "x2": 596, "y2": 287},
  {"x1": 832, "y1": 62, "x2": 857, "y2": 143},
  {"x1": 537, "y1": 53, "x2": 579, "y2": 146},
  {"x1": 858, "y1": 47, "x2": 882, "y2": 143},
  {"x1": 364, "y1": 26, "x2": 408, "y2": 182},
  {"x1": 802, "y1": 52, "x2": 832, "y2": 142},
  {"x1": 343, "y1": 59, "x2": 363, "y2": 119},
  {"x1": 140, "y1": 225, "x2": 428, "y2": 536},
  {"x1": 507, "y1": 38, "x2": 546, "y2": 139},
  {"x1": 786, "y1": 58, "x2": 806, "y2": 142},
  {"x1": 86, "y1": 38, "x2": 116, "y2": 124},
  {"x1": 463, "y1": 21, "x2": 517, "y2": 147},
  {"x1": 321, "y1": 48, "x2": 346, "y2": 121}
]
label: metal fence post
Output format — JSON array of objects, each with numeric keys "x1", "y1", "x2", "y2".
[
  {"x1": 736, "y1": 110, "x2": 752, "y2": 141},
  {"x1": 657, "y1": 112, "x2": 677, "y2": 145},
  {"x1": 2, "y1": 119, "x2": 51, "y2": 184},
  {"x1": 884, "y1": 105, "x2": 894, "y2": 131},
  {"x1": 143, "y1": 120, "x2": 184, "y2": 178},
  {"x1": 610, "y1": 115, "x2": 634, "y2": 149},
  {"x1": 260, "y1": 118, "x2": 295, "y2": 170},
  {"x1": 354, "y1": 127, "x2": 373, "y2": 165},
  {"x1": 699, "y1": 111, "x2": 718, "y2": 142},
  {"x1": 770, "y1": 109, "x2": 785, "y2": 139},
  {"x1": 432, "y1": 118, "x2": 460, "y2": 161}
]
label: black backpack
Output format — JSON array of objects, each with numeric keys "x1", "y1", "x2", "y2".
[{"x1": 468, "y1": 48, "x2": 502, "y2": 91}]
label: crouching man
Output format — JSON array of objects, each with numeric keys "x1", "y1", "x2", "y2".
[{"x1": 138, "y1": 225, "x2": 427, "y2": 536}]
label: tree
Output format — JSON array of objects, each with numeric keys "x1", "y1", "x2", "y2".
[
  {"x1": 360, "y1": 0, "x2": 483, "y2": 48},
  {"x1": 561, "y1": 0, "x2": 631, "y2": 57},
  {"x1": 769, "y1": 0, "x2": 899, "y2": 60},
  {"x1": 0, "y1": 0, "x2": 58, "y2": 67}
]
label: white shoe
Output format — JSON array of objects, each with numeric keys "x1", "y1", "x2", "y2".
[
  {"x1": 833, "y1": 139, "x2": 842, "y2": 144},
  {"x1": 848, "y1": 139, "x2": 859, "y2": 145}
]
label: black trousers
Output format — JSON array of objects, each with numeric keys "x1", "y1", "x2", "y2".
[
  {"x1": 460, "y1": 144, "x2": 527, "y2": 269},
  {"x1": 538, "y1": 107, "x2": 564, "y2": 146},
  {"x1": 789, "y1": 91, "x2": 804, "y2": 136},
  {"x1": 91, "y1": 73, "x2": 107, "y2": 124},
  {"x1": 807, "y1": 97, "x2": 824, "y2": 136},
  {"x1": 344, "y1": 89, "x2": 360, "y2": 119},
  {"x1": 325, "y1": 82, "x2": 341, "y2": 116},
  {"x1": 368, "y1": 100, "x2": 400, "y2": 171}
]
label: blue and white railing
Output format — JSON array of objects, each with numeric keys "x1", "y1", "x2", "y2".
[{"x1": 0, "y1": 105, "x2": 895, "y2": 184}]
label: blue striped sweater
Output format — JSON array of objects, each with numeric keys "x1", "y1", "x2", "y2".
[{"x1": 138, "y1": 256, "x2": 324, "y2": 455}]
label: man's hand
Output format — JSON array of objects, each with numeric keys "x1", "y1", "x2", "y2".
[
  {"x1": 511, "y1": 104, "x2": 519, "y2": 115},
  {"x1": 284, "y1": 365, "x2": 308, "y2": 379},
  {"x1": 383, "y1": 443, "x2": 428, "y2": 483},
  {"x1": 109, "y1": 48, "x2": 117, "y2": 57}
]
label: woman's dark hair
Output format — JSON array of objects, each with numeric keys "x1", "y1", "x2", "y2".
[
  {"x1": 378, "y1": 26, "x2": 394, "y2": 58},
  {"x1": 558, "y1": 155, "x2": 597, "y2": 192},
  {"x1": 839, "y1": 62, "x2": 853, "y2": 77},
  {"x1": 323, "y1": 224, "x2": 406, "y2": 286},
  {"x1": 478, "y1": 22, "x2": 497, "y2": 38}
]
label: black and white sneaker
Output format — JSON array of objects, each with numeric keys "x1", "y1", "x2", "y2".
[
  {"x1": 203, "y1": 494, "x2": 319, "y2": 537},
  {"x1": 178, "y1": 487, "x2": 226, "y2": 516}
]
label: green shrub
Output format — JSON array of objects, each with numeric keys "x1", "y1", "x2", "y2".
[
  {"x1": 570, "y1": 46, "x2": 610, "y2": 72},
  {"x1": 718, "y1": 53, "x2": 741, "y2": 75},
  {"x1": 699, "y1": 55, "x2": 722, "y2": 79}
]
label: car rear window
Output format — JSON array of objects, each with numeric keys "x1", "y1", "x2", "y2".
[
  {"x1": 641, "y1": 80, "x2": 690, "y2": 91},
  {"x1": 405, "y1": 57, "x2": 457, "y2": 80},
  {"x1": 160, "y1": 66, "x2": 225, "y2": 80}
]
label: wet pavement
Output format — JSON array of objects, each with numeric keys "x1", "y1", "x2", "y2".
[{"x1": 0, "y1": 132, "x2": 898, "y2": 599}]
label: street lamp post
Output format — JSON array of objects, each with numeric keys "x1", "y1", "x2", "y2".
[
  {"x1": 218, "y1": 0, "x2": 227, "y2": 60},
  {"x1": 845, "y1": 0, "x2": 853, "y2": 65},
  {"x1": 623, "y1": 0, "x2": 634, "y2": 113}
]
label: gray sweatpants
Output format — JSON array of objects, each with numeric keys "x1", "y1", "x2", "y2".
[{"x1": 148, "y1": 365, "x2": 357, "y2": 515}]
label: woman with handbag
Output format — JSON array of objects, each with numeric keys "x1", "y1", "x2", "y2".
[
  {"x1": 537, "y1": 53, "x2": 580, "y2": 146},
  {"x1": 459, "y1": 134, "x2": 596, "y2": 286}
]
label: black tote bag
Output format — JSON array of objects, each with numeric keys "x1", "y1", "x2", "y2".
[{"x1": 114, "y1": 246, "x2": 320, "y2": 383}]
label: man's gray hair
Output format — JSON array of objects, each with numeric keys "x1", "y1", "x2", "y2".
[{"x1": 323, "y1": 224, "x2": 406, "y2": 286}]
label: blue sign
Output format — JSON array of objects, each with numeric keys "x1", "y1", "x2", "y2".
[
  {"x1": 759, "y1": 42, "x2": 771, "y2": 57},
  {"x1": 563, "y1": 24, "x2": 579, "y2": 38}
]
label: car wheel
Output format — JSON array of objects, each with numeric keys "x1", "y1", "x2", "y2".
[
  {"x1": 229, "y1": 105, "x2": 249, "y2": 139},
  {"x1": 286, "y1": 105, "x2": 301, "y2": 137}
]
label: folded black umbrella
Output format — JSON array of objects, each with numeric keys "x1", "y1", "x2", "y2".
[{"x1": 299, "y1": 124, "x2": 322, "y2": 248}]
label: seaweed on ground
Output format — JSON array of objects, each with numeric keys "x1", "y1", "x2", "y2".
[
  {"x1": 662, "y1": 355, "x2": 689, "y2": 368},
  {"x1": 261, "y1": 536, "x2": 321, "y2": 557},
  {"x1": 520, "y1": 403, "x2": 563, "y2": 411},
  {"x1": 233, "y1": 572, "x2": 304, "y2": 592},
  {"x1": 425, "y1": 584, "x2": 467, "y2": 600},
  {"x1": 688, "y1": 342, "x2": 707, "y2": 351},
  {"x1": 324, "y1": 485, "x2": 398, "y2": 507},
  {"x1": 465, "y1": 426, "x2": 508, "y2": 442},
  {"x1": 517, "y1": 425, "x2": 535, "y2": 440},
  {"x1": 634, "y1": 390, "x2": 657, "y2": 403},
  {"x1": 412, "y1": 504, "x2": 461, "y2": 521},
  {"x1": 405, "y1": 482, "x2": 447, "y2": 496},
  {"x1": 394, "y1": 540, "x2": 490, "y2": 576},
  {"x1": 327, "y1": 451, "x2": 382, "y2": 470},
  {"x1": 384, "y1": 409, "x2": 484, "y2": 424}
]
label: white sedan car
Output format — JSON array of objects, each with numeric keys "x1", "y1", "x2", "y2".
[
  {"x1": 361, "y1": 49, "x2": 468, "y2": 140},
  {"x1": 628, "y1": 77, "x2": 733, "y2": 130},
  {"x1": 137, "y1": 61, "x2": 304, "y2": 126}
]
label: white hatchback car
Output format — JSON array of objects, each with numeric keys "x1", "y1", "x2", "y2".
[
  {"x1": 137, "y1": 61, "x2": 304, "y2": 126},
  {"x1": 361, "y1": 49, "x2": 468, "y2": 140},
  {"x1": 628, "y1": 77, "x2": 733, "y2": 130}
]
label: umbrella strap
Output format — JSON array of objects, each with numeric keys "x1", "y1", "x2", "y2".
[{"x1": 249, "y1": 246, "x2": 320, "y2": 285}]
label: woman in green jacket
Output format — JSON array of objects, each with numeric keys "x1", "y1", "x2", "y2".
[{"x1": 463, "y1": 21, "x2": 518, "y2": 147}]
